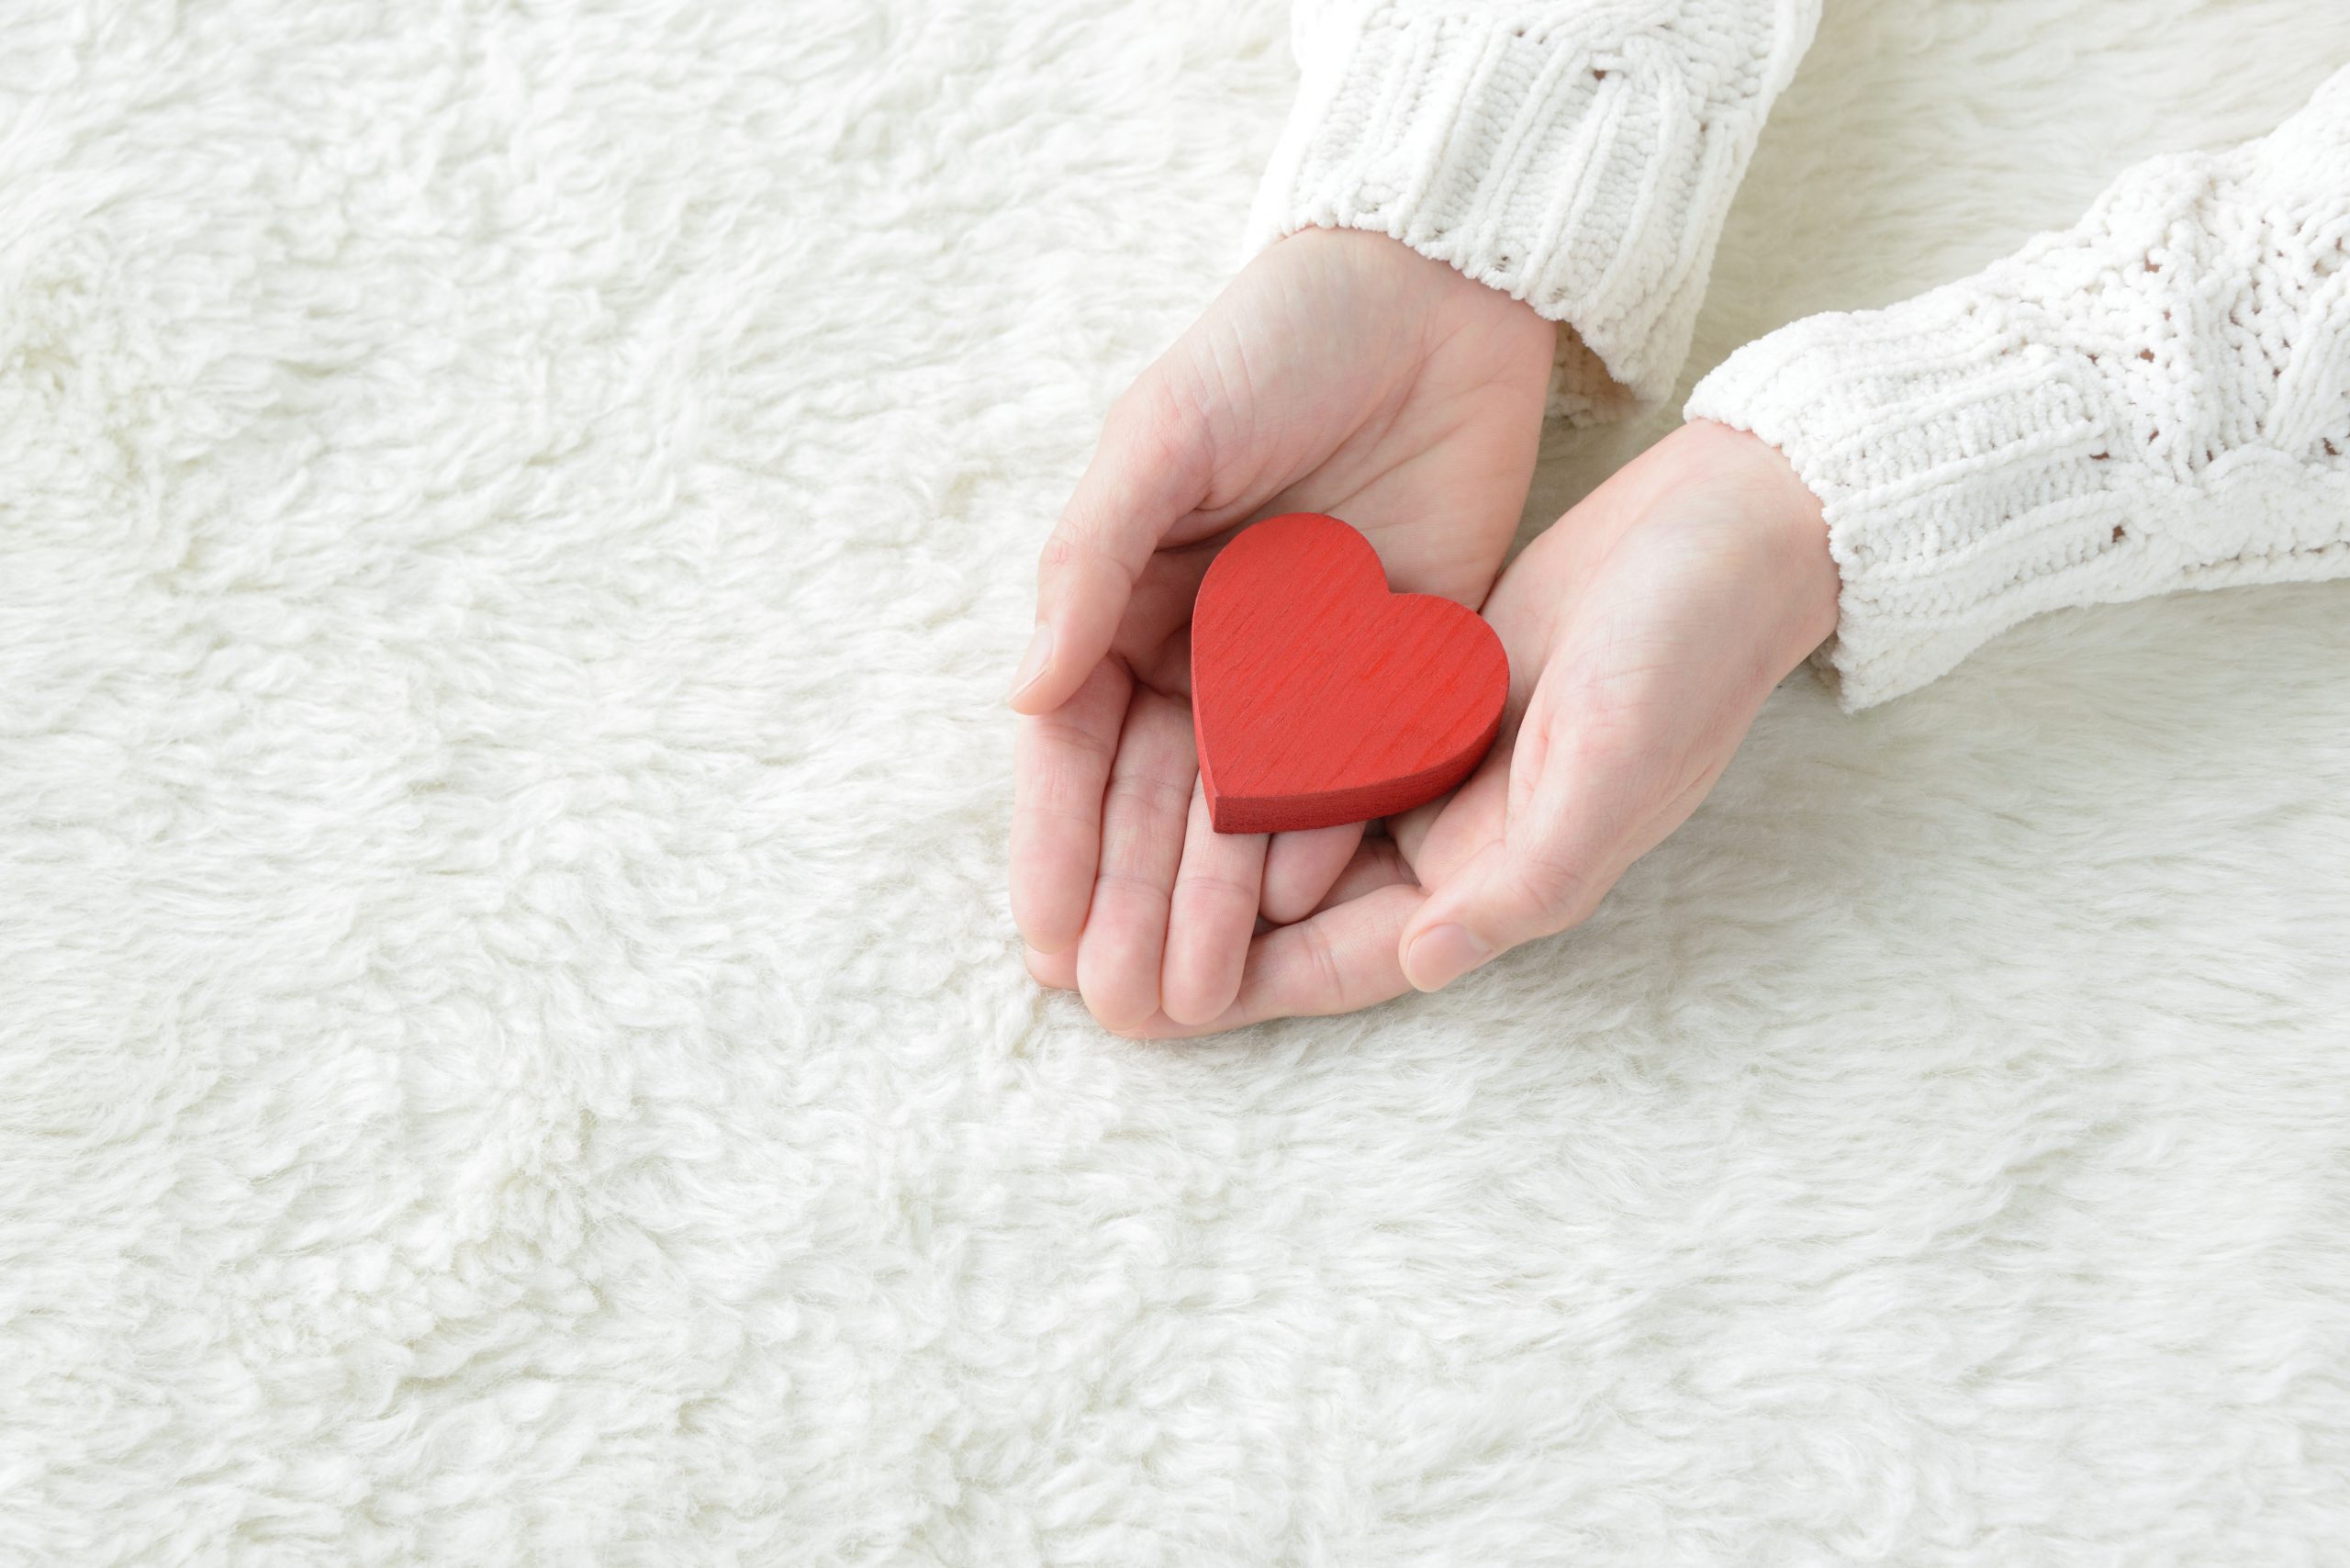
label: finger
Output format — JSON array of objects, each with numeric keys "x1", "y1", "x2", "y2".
[
  {"x1": 1398, "y1": 706, "x2": 1647, "y2": 993},
  {"x1": 1010, "y1": 379, "x2": 1211, "y2": 714},
  {"x1": 1074, "y1": 692, "x2": 1196, "y2": 1032},
  {"x1": 1159, "y1": 779, "x2": 1268, "y2": 1026},
  {"x1": 1025, "y1": 943, "x2": 1078, "y2": 991},
  {"x1": 1119, "y1": 882, "x2": 1426, "y2": 1039},
  {"x1": 1260, "y1": 821, "x2": 1364, "y2": 924},
  {"x1": 1009, "y1": 658, "x2": 1134, "y2": 954},
  {"x1": 1393, "y1": 730, "x2": 1514, "y2": 886},
  {"x1": 1311, "y1": 834, "x2": 1415, "y2": 915},
  {"x1": 1113, "y1": 542, "x2": 1219, "y2": 687}
]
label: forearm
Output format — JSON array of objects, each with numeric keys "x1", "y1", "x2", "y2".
[
  {"x1": 1249, "y1": 0, "x2": 1821, "y2": 420},
  {"x1": 1689, "y1": 64, "x2": 2350, "y2": 710}
]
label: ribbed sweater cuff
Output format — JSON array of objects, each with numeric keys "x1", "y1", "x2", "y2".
[
  {"x1": 1245, "y1": 3, "x2": 1817, "y2": 423},
  {"x1": 1687, "y1": 299, "x2": 2154, "y2": 710},
  {"x1": 1688, "y1": 66, "x2": 2350, "y2": 711}
]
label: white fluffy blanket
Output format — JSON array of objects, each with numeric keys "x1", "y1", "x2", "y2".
[{"x1": 5, "y1": 1, "x2": 2347, "y2": 1561}]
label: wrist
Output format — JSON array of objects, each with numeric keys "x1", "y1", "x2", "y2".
[
  {"x1": 1672, "y1": 419, "x2": 1840, "y2": 666},
  {"x1": 1275, "y1": 225, "x2": 1562, "y2": 375}
]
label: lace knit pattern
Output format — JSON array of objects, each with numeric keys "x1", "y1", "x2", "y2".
[
  {"x1": 1690, "y1": 65, "x2": 2350, "y2": 710},
  {"x1": 1246, "y1": 0, "x2": 1819, "y2": 421}
]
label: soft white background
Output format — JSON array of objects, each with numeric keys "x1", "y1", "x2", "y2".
[{"x1": 2, "y1": 1, "x2": 2345, "y2": 1562}]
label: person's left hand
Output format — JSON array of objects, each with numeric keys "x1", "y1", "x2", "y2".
[
  {"x1": 1032, "y1": 419, "x2": 1840, "y2": 1036},
  {"x1": 1008, "y1": 229, "x2": 1555, "y2": 1031}
]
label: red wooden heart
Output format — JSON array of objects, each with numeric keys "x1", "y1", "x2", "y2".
[{"x1": 1190, "y1": 513, "x2": 1507, "y2": 834}]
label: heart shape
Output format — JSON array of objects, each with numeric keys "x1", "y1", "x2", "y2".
[{"x1": 1190, "y1": 513, "x2": 1508, "y2": 834}]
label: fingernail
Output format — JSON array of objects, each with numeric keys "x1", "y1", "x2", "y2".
[
  {"x1": 1405, "y1": 924, "x2": 1493, "y2": 992},
  {"x1": 1005, "y1": 624, "x2": 1054, "y2": 705}
]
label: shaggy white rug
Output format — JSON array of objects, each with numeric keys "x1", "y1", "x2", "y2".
[{"x1": 4, "y1": 1, "x2": 2347, "y2": 1562}]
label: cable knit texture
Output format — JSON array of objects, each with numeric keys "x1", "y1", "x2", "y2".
[
  {"x1": 1247, "y1": 0, "x2": 1818, "y2": 420},
  {"x1": 1691, "y1": 64, "x2": 2350, "y2": 710}
]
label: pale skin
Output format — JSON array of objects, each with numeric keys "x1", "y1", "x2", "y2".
[{"x1": 1009, "y1": 228, "x2": 1840, "y2": 1036}]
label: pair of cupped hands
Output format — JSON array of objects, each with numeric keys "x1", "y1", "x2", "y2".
[{"x1": 1008, "y1": 229, "x2": 1840, "y2": 1036}]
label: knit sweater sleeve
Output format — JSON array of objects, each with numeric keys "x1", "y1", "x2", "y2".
[
  {"x1": 1688, "y1": 65, "x2": 2350, "y2": 711},
  {"x1": 1246, "y1": 1, "x2": 1820, "y2": 421}
]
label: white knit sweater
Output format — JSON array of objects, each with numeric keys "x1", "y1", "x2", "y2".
[{"x1": 1247, "y1": 3, "x2": 2350, "y2": 709}]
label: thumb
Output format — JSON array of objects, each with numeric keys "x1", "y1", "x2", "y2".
[{"x1": 1007, "y1": 375, "x2": 1214, "y2": 714}]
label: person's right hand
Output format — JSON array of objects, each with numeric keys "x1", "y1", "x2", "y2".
[{"x1": 1008, "y1": 227, "x2": 1555, "y2": 1031}]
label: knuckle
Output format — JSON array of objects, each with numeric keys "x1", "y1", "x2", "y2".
[
  {"x1": 1514, "y1": 846, "x2": 1599, "y2": 926},
  {"x1": 1029, "y1": 712, "x2": 1116, "y2": 767},
  {"x1": 1103, "y1": 375, "x2": 1164, "y2": 437},
  {"x1": 1103, "y1": 772, "x2": 1192, "y2": 817},
  {"x1": 1090, "y1": 866, "x2": 1164, "y2": 898},
  {"x1": 1299, "y1": 922, "x2": 1346, "y2": 1005},
  {"x1": 1176, "y1": 868, "x2": 1259, "y2": 907},
  {"x1": 1036, "y1": 523, "x2": 1094, "y2": 577},
  {"x1": 1110, "y1": 374, "x2": 1212, "y2": 483}
]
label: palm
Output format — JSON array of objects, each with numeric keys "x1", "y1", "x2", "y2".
[
  {"x1": 1102, "y1": 230, "x2": 1553, "y2": 705},
  {"x1": 1396, "y1": 473, "x2": 1752, "y2": 904},
  {"x1": 1396, "y1": 423, "x2": 1835, "y2": 905}
]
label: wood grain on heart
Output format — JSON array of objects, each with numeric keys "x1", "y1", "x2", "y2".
[{"x1": 1189, "y1": 513, "x2": 1507, "y2": 835}]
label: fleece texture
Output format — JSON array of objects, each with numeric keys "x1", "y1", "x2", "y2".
[{"x1": 2, "y1": 1, "x2": 2346, "y2": 1563}]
